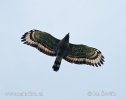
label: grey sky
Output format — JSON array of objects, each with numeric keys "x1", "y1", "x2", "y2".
[{"x1": 0, "y1": 0, "x2": 126, "y2": 100}]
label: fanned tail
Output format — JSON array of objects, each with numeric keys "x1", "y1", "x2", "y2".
[{"x1": 52, "y1": 56, "x2": 62, "y2": 72}]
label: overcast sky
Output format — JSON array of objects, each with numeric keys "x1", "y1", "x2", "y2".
[{"x1": 0, "y1": 0, "x2": 126, "y2": 100}]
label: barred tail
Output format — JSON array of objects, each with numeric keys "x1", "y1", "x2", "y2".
[{"x1": 52, "y1": 56, "x2": 62, "y2": 72}]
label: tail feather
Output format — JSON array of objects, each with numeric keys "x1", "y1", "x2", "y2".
[{"x1": 52, "y1": 56, "x2": 62, "y2": 72}]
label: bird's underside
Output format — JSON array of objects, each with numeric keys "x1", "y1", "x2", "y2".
[{"x1": 21, "y1": 29, "x2": 105, "y2": 71}]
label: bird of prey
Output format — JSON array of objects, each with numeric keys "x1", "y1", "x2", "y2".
[{"x1": 21, "y1": 29, "x2": 104, "y2": 72}]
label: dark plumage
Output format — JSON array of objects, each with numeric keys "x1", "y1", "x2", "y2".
[{"x1": 21, "y1": 29, "x2": 105, "y2": 72}]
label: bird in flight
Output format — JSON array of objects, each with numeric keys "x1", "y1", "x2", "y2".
[{"x1": 21, "y1": 29, "x2": 104, "y2": 72}]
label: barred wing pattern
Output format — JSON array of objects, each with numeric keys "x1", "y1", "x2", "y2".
[
  {"x1": 21, "y1": 29, "x2": 60, "y2": 56},
  {"x1": 64, "y1": 44, "x2": 104, "y2": 67}
]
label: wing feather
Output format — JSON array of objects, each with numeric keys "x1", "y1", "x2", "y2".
[
  {"x1": 21, "y1": 29, "x2": 60, "y2": 56},
  {"x1": 64, "y1": 43, "x2": 104, "y2": 67}
]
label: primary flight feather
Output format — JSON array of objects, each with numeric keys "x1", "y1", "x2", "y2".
[{"x1": 21, "y1": 29, "x2": 104, "y2": 72}]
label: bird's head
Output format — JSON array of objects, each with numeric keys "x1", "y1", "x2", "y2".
[{"x1": 62, "y1": 33, "x2": 69, "y2": 43}]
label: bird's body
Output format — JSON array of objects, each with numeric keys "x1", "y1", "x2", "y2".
[
  {"x1": 21, "y1": 29, "x2": 104, "y2": 72},
  {"x1": 52, "y1": 33, "x2": 70, "y2": 71}
]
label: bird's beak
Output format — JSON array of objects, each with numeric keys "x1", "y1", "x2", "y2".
[
  {"x1": 66, "y1": 33, "x2": 69, "y2": 38},
  {"x1": 67, "y1": 33, "x2": 69, "y2": 36},
  {"x1": 65, "y1": 33, "x2": 69, "y2": 39},
  {"x1": 62, "y1": 33, "x2": 70, "y2": 42}
]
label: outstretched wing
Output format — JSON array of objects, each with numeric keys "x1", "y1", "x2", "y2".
[
  {"x1": 64, "y1": 43, "x2": 104, "y2": 67},
  {"x1": 21, "y1": 29, "x2": 60, "y2": 56}
]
